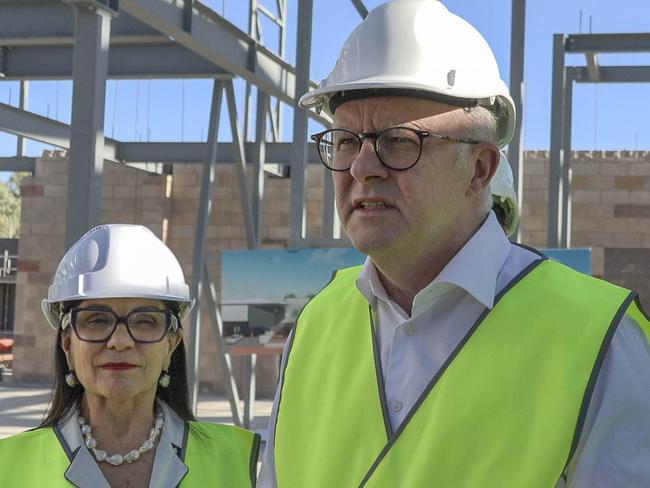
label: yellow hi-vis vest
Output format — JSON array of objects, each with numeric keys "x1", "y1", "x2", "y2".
[
  {"x1": 275, "y1": 258, "x2": 650, "y2": 488},
  {"x1": 0, "y1": 421, "x2": 260, "y2": 487}
]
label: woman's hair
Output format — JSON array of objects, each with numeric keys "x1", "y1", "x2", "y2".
[{"x1": 39, "y1": 303, "x2": 196, "y2": 428}]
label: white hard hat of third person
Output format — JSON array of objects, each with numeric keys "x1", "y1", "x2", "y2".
[
  {"x1": 299, "y1": 0, "x2": 515, "y2": 148},
  {"x1": 491, "y1": 153, "x2": 520, "y2": 237}
]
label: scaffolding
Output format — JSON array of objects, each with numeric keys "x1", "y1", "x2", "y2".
[
  {"x1": 0, "y1": 0, "x2": 534, "y2": 424},
  {"x1": 547, "y1": 33, "x2": 650, "y2": 248}
]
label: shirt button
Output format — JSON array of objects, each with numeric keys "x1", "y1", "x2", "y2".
[
  {"x1": 403, "y1": 324, "x2": 415, "y2": 336},
  {"x1": 390, "y1": 400, "x2": 403, "y2": 412}
]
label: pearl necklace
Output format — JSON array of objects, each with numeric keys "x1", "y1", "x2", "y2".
[{"x1": 77, "y1": 408, "x2": 164, "y2": 466}]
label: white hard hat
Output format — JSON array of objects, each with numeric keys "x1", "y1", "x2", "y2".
[
  {"x1": 491, "y1": 153, "x2": 519, "y2": 237},
  {"x1": 299, "y1": 0, "x2": 515, "y2": 148},
  {"x1": 42, "y1": 224, "x2": 194, "y2": 329}
]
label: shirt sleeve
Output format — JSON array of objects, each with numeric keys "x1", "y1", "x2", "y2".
[
  {"x1": 257, "y1": 330, "x2": 293, "y2": 488},
  {"x1": 564, "y1": 313, "x2": 650, "y2": 488}
]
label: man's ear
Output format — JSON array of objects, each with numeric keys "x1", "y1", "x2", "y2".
[{"x1": 466, "y1": 144, "x2": 500, "y2": 197}]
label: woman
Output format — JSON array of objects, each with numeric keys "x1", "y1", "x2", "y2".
[{"x1": 0, "y1": 224, "x2": 259, "y2": 487}]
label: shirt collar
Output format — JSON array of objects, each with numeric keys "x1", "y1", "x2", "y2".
[
  {"x1": 56, "y1": 401, "x2": 189, "y2": 488},
  {"x1": 356, "y1": 211, "x2": 512, "y2": 314}
]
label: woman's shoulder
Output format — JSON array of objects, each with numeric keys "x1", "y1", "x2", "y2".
[
  {"x1": 188, "y1": 421, "x2": 257, "y2": 440},
  {"x1": 0, "y1": 427, "x2": 57, "y2": 453}
]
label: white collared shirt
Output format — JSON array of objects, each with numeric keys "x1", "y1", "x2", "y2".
[
  {"x1": 259, "y1": 212, "x2": 650, "y2": 488},
  {"x1": 57, "y1": 401, "x2": 188, "y2": 488}
]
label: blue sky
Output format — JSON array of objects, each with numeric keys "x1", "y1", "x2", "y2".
[{"x1": 1, "y1": 0, "x2": 650, "y2": 164}]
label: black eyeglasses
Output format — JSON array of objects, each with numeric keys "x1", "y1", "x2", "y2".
[
  {"x1": 62, "y1": 307, "x2": 179, "y2": 343},
  {"x1": 311, "y1": 126, "x2": 481, "y2": 171}
]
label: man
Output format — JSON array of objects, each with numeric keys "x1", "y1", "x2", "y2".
[{"x1": 259, "y1": 1, "x2": 650, "y2": 486}]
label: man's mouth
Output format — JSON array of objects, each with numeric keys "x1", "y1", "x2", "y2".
[{"x1": 354, "y1": 199, "x2": 393, "y2": 210}]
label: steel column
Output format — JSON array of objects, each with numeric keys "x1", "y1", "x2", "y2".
[
  {"x1": 288, "y1": 0, "x2": 314, "y2": 248},
  {"x1": 203, "y1": 264, "x2": 243, "y2": 426},
  {"x1": 242, "y1": 355, "x2": 256, "y2": 429},
  {"x1": 322, "y1": 168, "x2": 340, "y2": 239},
  {"x1": 508, "y1": 0, "x2": 526, "y2": 242},
  {"x1": 350, "y1": 0, "x2": 368, "y2": 18},
  {"x1": 225, "y1": 80, "x2": 257, "y2": 249},
  {"x1": 547, "y1": 34, "x2": 566, "y2": 248},
  {"x1": 65, "y1": 4, "x2": 113, "y2": 250},
  {"x1": 188, "y1": 80, "x2": 224, "y2": 413},
  {"x1": 253, "y1": 91, "x2": 269, "y2": 246},
  {"x1": 560, "y1": 71, "x2": 574, "y2": 248},
  {"x1": 16, "y1": 81, "x2": 28, "y2": 157}
]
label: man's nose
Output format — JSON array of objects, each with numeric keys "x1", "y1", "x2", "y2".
[{"x1": 348, "y1": 140, "x2": 389, "y2": 184}]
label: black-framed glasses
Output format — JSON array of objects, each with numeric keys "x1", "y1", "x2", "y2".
[
  {"x1": 62, "y1": 307, "x2": 178, "y2": 343},
  {"x1": 311, "y1": 126, "x2": 482, "y2": 171}
]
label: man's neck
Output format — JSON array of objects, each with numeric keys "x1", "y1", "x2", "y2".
[{"x1": 370, "y1": 215, "x2": 485, "y2": 315}]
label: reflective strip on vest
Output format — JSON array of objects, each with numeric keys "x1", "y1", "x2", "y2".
[
  {"x1": 274, "y1": 259, "x2": 650, "y2": 487},
  {"x1": 0, "y1": 421, "x2": 260, "y2": 487}
]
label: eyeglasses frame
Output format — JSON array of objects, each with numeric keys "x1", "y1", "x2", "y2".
[
  {"x1": 62, "y1": 306, "x2": 179, "y2": 344},
  {"x1": 311, "y1": 126, "x2": 482, "y2": 171}
]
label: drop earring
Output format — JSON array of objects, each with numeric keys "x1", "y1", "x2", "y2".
[
  {"x1": 65, "y1": 371, "x2": 78, "y2": 388},
  {"x1": 158, "y1": 370, "x2": 170, "y2": 388}
]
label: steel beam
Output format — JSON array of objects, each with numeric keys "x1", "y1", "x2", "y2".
[
  {"x1": 0, "y1": 44, "x2": 231, "y2": 80},
  {"x1": 508, "y1": 0, "x2": 526, "y2": 242},
  {"x1": 203, "y1": 264, "x2": 243, "y2": 427},
  {"x1": 0, "y1": 103, "x2": 69, "y2": 151},
  {"x1": 547, "y1": 34, "x2": 566, "y2": 248},
  {"x1": 188, "y1": 79, "x2": 224, "y2": 412},
  {"x1": 0, "y1": 1, "x2": 159, "y2": 43},
  {"x1": 118, "y1": 0, "x2": 331, "y2": 126},
  {"x1": 566, "y1": 33, "x2": 650, "y2": 53},
  {"x1": 225, "y1": 80, "x2": 257, "y2": 249},
  {"x1": 120, "y1": 141, "x2": 321, "y2": 165},
  {"x1": 0, "y1": 157, "x2": 35, "y2": 172},
  {"x1": 0, "y1": 103, "x2": 324, "y2": 166},
  {"x1": 288, "y1": 0, "x2": 313, "y2": 247},
  {"x1": 16, "y1": 81, "x2": 28, "y2": 156},
  {"x1": 560, "y1": 72, "x2": 574, "y2": 248},
  {"x1": 572, "y1": 65, "x2": 650, "y2": 83},
  {"x1": 253, "y1": 91, "x2": 268, "y2": 246},
  {"x1": 64, "y1": 4, "x2": 113, "y2": 250},
  {"x1": 350, "y1": 0, "x2": 368, "y2": 18}
]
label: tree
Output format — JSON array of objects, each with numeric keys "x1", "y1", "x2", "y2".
[{"x1": 0, "y1": 172, "x2": 29, "y2": 238}]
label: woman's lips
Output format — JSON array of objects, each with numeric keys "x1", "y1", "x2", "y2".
[{"x1": 100, "y1": 362, "x2": 137, "y2": 370}]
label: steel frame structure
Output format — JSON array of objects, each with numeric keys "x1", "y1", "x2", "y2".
[
  {"x1": 547, "y1": 33, "x2": 650, "y2": 248},
  {"x1": 0, "y1": 0, "x2": 371, "y2": 422}
]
